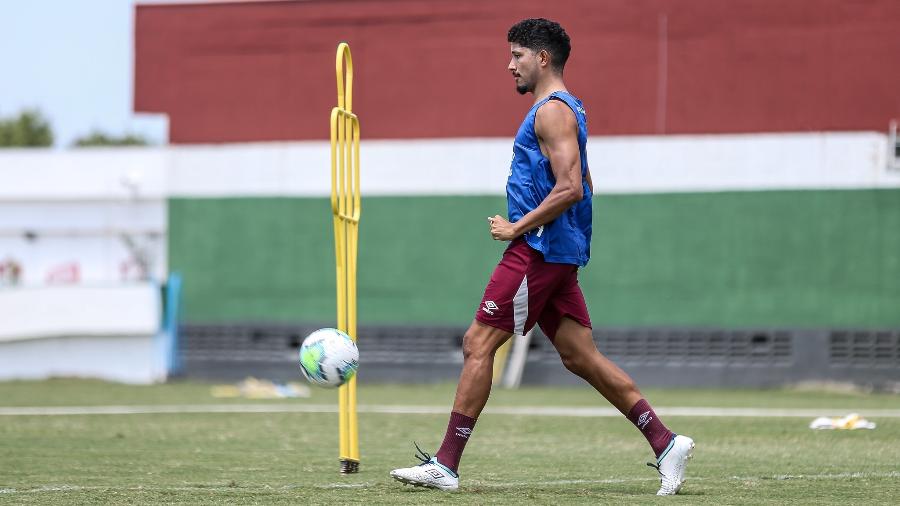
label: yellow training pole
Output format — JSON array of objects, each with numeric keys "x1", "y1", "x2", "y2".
[
  {"x1": 331, "y1": 42, "x2": 361, "y2": 474},
  {"x1": 492, "y1": 338, "x2": 513, "y2": 384}
]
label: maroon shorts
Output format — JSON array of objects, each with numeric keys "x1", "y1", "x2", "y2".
[{"x1": 475, "y1": 238, "x2": 592, "y2": 340}]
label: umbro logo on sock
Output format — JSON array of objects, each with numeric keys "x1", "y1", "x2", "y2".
[
  {"x1": 638, "y1": 411, "x2": 653, "y2": 429},
  {"x1": 455, "y1": 427, "x2": 472, "y2": 438},
  {"x1": 481, "y1": 300, "x2": 499, "y2": 315}
]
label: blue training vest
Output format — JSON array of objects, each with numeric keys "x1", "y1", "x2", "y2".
[{"x1": 507, "y1": 91, "x2": 592, "y2": 266}]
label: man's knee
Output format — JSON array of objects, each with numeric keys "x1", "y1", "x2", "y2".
[
  {"x1": 554, "y1": 322, "x2": 596, "y2": 376},
  {"x1": 462, "y1": 323, "x2": 508, "y2": 362},
  {"x1": 461, "y1": 332, "x2": 483, "y2": 361},
  {"x1": 559, "y1": 348, "x2": 590, "y2": 377}
]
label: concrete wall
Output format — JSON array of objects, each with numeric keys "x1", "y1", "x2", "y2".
[
  {"x1": 155, "y1": 133, "x2": 900, "y2": 328},
  {"x1": 169, "y1": 190, "x2": 900, "y2": 329},
  {"x1": 4, "y1": 131, "x2": 897, "y2": 332},
  {"x1": 0, "y1": 148, "x2": 167, "y2": 285},
  {"x1": 0, "y1": 284, "x2": 165, "y2": 383},
  {"x1": 135, "y1": 0, "x2": 900, "y2": 143}
]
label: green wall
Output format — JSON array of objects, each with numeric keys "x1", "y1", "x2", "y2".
[{"x1": 169, "y1": 189, "x2": 900, "y2": 328}]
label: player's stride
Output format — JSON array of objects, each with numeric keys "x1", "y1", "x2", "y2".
[{"x1": 390, "y1": 18, "x2": 694, "y2": 496}]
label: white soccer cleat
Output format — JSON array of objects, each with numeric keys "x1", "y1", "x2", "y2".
[
  {"x1": 649, "y1": 434, "x2": 694, "y2": 496},
  {"x1": 390, "y1": 445, "x2": 459, "y2": 491}
]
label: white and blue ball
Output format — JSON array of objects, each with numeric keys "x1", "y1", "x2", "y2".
[{"x1": 298, "y1": 328, "x2": 359, "y2": 388}]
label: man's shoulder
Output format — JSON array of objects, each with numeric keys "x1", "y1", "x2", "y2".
[
  {"x1": 536, "y1": 97, "x2": 572, "y2": 115},
  {"x1": 534, "y1": 99, "x2": 577, "y2": 133}
]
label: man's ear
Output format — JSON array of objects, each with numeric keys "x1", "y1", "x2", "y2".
[{"x1": 538, "y1": 49, "x2": 551, "y2": 68}]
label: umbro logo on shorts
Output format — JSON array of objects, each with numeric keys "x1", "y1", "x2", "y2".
[{"x1": 481, "y1": 300, "x2": 499, "y2": 315}]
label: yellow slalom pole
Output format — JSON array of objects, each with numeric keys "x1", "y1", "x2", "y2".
[
  {"x1": 492, "y1": 339, "x2": 513, "y2": 384},
  {"x1": 347, "y1": 83, "x2": 361, "y2": 466},
  {"x1": 331, "y1": 41, "x2": 361, "y2": 474}
]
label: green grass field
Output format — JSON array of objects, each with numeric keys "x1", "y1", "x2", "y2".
[{"x1": 1, "y1": 380, "x2": 899, "y2": 504}]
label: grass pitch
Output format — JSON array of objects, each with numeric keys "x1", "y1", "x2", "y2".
[{"x1": 1, "y1": 380, "x2": 898, "y2": 504}]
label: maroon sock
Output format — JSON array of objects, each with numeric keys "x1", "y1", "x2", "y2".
[
  {"x1": 434, "y1": 411, "x2": 476, "y2": 474},
  {"x1": 627, "y1": 399, "x2": 674, "y2": 458}
]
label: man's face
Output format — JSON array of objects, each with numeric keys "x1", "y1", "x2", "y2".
[{"x1": 508, "y1": 43, "x2": 538, "y2": 95}]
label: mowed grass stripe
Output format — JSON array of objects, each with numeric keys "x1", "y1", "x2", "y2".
[
  {"x1": 2, "y1": 404, "x2": 900, "y2": 417},
  {"x1": 2, "y1": 471, "x2": 899, "y2": 495},
  {"x1": 3, "y1": 385, "x2": 898, "y2": 505}
]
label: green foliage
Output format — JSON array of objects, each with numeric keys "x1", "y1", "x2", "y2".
[
  {"x1": 73, "y1": 130, "x2": 148, "y2": 147},
  {"x1": 0, "y1": 109, "x2": 54, "y2": 147}
]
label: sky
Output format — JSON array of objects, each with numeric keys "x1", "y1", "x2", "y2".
[{"x1": 0, "y1": 0, "x2": 167, "y2": 148}]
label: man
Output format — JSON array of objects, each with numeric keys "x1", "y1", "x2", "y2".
[{"x1": 390, "y1": 18, "x2": 694, "y2": 496}]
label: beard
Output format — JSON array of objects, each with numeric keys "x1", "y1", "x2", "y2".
[{"x1": 514, "y1": 73, "x2": 532, "y2": 94}]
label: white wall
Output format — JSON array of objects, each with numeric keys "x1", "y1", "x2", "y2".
[
  {"x1": 164, "y1": 132, "x2": 900, "y2": 197},
  {"x1": 0, "y1": 284, "x2": 160, "y2": 341},
  {"x1": 0, "y1": 335, "x2": 165, "y2": 384},
  {"x1": 3, "y1": 132, "x2": 897, "y2": 201},
  {"x1": 0, "y1": 147, "x2": 168, "y2": 200},
  {"x1": 0, "y1": 147, "x2": 166, "y2": 285},
  {"x1": 0, "y1": 284, "x2": 165, "y2": 384}
]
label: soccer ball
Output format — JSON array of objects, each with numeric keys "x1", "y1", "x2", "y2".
[{"x1": 298, "y1": 328, "x2": 359, "y2": 388}]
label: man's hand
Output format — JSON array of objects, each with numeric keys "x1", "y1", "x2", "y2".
[{"x1": 488, "y1": 215, "x2": 519, "y2": 241}]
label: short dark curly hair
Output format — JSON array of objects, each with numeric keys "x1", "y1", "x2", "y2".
[{"x1": 507, "y1": 18, "x2": 571, "y2": 73}]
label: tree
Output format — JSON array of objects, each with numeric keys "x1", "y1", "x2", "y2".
[
  {"x1": 73, "y1": 131, "x2": 149, "y2": 147},
  {"x1": 0, "y1": 110, "x2": 54, "y2": 147}
]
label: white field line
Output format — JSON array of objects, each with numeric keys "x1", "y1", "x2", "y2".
[
  {"x1": 731, "y1": 471, "x2": 900, "y2": 481},
  {"x1": 2, "y1": 404, "x2": 900, "y2": 417},
  {"x1": 0, "y1": 483, "x2": 377, "y2": 494},
  {"x1": 473, "y1": 471, "x2": 900, "y2": 487},
  {"x1": 1, "y1": 472, "x2": 898, "y2": 495}
]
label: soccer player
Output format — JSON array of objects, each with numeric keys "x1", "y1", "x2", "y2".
[{"x1": 390, "y1": 18, "x2": 694, "y2": 495}]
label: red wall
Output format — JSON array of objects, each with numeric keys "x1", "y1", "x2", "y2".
[{"x1": 135, "y1": 0, "x2": 900, "y2": 143}]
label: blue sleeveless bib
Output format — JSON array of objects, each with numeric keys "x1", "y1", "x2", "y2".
[{"x1": 506, "y1": 91, "x2": 592, "y2": 266}]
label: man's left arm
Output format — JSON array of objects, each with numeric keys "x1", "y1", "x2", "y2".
[{"x1": 490, "y1": 100, "x2": 583, "y2": 241}]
